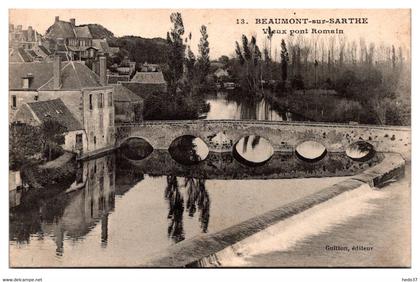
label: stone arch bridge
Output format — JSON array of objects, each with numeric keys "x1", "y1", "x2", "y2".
[{"x1": 115, "y1": 120, "x2": 411, "y2": 160}]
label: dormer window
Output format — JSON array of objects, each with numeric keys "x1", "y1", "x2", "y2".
[{"x1": 21, "y1": 73, "x2": 33, "y2": 89}]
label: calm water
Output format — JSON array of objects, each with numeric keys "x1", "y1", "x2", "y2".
[
  {"x1": 10, "y1": 92, "x2": 380, "y2": 267},
  {"x1": 205, "y1": 92, "x2": 305, "y2": 121},
  {"x1": 10, "y1": 154, "x2": 356, "y2": 267}
]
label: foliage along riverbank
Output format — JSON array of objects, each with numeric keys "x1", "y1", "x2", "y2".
[{"x1": 16, "y1": 152, "x2": 77, "y2": 209}]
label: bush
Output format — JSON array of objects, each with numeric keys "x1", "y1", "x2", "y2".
[{"x1": 291, "y1": 74, "x2": 305, "y2": 90}]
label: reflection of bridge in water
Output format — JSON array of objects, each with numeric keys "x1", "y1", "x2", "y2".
[
  {"x1": 115, "y1": 120, "x2": 411, "y2": 159},
  {"x1": 118, "y1": 150, "x2": 384, "y2": 180}
]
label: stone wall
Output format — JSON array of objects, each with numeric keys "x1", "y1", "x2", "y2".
[
  {"x1": 82, "y1": 87, "x2": 115, "y2": 153},
  {"x1": 116, "y1": 120, "x2": 411, "y2": 160}
]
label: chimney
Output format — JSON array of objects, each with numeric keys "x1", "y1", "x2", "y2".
[
  {"x1": 70, "y1": 18, "x2": 76, "y2": 26},
  {"x1": 99, "y1": 56, "x2": 107, "y2": 86},
  {"x1": 55, "y1": 16, "x2": 59, "y2": 23},
  {"x1": 9, "y1": 24, "x2": 14, "y2": 32},
  {"x1": 53, "y1": 56, "x2": 62, "y2": 90},
  {"x1": 17, "y1": 25, "x2": 22, "y2": 31},
  {"x1": 27, "y1": 26, "x2": 33, "y2": 41}
]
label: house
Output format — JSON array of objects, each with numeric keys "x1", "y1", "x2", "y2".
[
  {"x1": 9, "y1": 24, "x2": 51, "y2": 63},
  {"x1": 45, "y1": 17, "x2": 97, "y2": 61},
  {"x1": 9, "y1": 56, "x2": 115, "y2": 156},
  {"x1": 113, "y1": 84, "x2": 144, "y2": 123},
  {"x1": 118, "y1": 63, "x2": 168, "y2": 99},
  {"x1": 13, "y1": 99, "x2": 85, "y2": 154},
  {"x1": 9, "y1": 24, "x2": 42, "y2": 49},
  {"x1": 214, "y1": 68, "x2": 229, "y2": 79}
]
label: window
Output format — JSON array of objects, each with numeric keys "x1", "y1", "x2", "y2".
[
  {"x1": 99, "y1": 113, "x2": 104, "y2": 132},
  {"x1": 98, "y1": 93, "x2": 104, "y2": 109},
  {"x1": 94, "y1": 136, "x2": 97, "y2": 145},
  {"x1": 89, "y1": 94, "x2": 93, "y2": 110},
  {"x1": 12, "y1": 95, "x2": 17, "y2": 108},
  {"x1": 76, "y1": 133, "x2": 83, "y2": 146},
  {"x1": 22, "y1": 78, "x2": 29, "y2": 89},
  {"x1": 108, "y1": 92, "x2": 113, "y2": 107},
  {"x1": 34, "y1": 95, "x2": 38, "y2": 101}
]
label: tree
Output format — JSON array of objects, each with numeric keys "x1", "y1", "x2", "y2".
[
  {"x1": 9, "y1": 122, "x2": 42, "y2": 170},
  {"x1": 166, "y1": 12, "x2": 186, "y2": 96},
  {"x1": 197, "y1": 25, "x2": 210, "y2": 85},
  {"x1": 39, "y1": 119, "x2": 67, "y2": 161},
  {"x1": 235, "y1": 35, "x2": 262, "y2": 94},
  {"x1": 218, "y1": 55, "x2": 229, "y2": 66},
  {"x1": 280, "y1": 39, "x2": 289, "y2": 87},
  {"x1": 184, "y1": 45, "x2": 196, "y2": 95}
]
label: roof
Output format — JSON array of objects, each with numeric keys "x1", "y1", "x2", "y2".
[
  {"x1": 214, "y1": 68, "x2": 229, "y2": 77},
  {"x1": 108, "y1": 75, "x2": 130, "y2": 84},
  {"x1": 113, "y1": 84, "x2": 143, "y2": 102},
  {"x1": 46, "y1": 20, "x2": 76, "y2": 39},
  {"x1": 9, "y1": 62, "x2": 53, "y2": 90},
  {"x1": 26, "y1": 50, "x2": 38, "y2": 58},
  {"x1": 92, "y1": 39, "x2": 110, "y2": 53},
  {"x1": 38, "y1": 45, "x2": 52, "y2": 56},
  {"x1": 9, "y1": 61, "x2": 101, "y2": 91},
  {"x1": 74, "y1": 26, "x2": 93, "y2": 38},
  {"x1": 46, "y1": 20, "x2": 93, "y2": 39},
  {"x1": 38, "y1": 61, "x2": 101, "y2": 91},
  {"x1": 131, "y1": 71, "x2": 166, "y2": 84},
  {"x1": 18, "y1": 48, "x2": 33, "y2": 62},
  {"x1": 26, "y1": 99, "x2": 82, "y2": 131},
  {"x1": 120, "y1": 82, "x2": 167, "y2": 99}
]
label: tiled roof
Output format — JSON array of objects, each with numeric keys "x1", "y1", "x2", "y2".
[
  {"x1": 10, "y1": 61, "x2": 101, "y2": 91},
  {"x1": 120, "y1": 82, "x2": 167, "y2": 99},
  {"x1": 26, "y1": 98, "x2": 82, "y2": 131},
  {"x1": 17, "y1": 48, "x2": 33, "y2": 62},
  {"x1": 26, "y1": 50, "x2": 38, "y2": 58},
  {"x1": 107, "y1": 75, "x2": 130, "y2": 84},
  {"x1": 38, "y1": 45, "x2": 52, "y2": 56},
  {"x1": 38, "y1": 61, "x2": 101, "y2": 91},
  {"x1": 74, "y1": 26, "x2": 93, "y2": 38},
  {"x1": 9, "y1": 62, "x2": 53, "y2": 90},
  {"x1": 92, "y1": 39, "x2": 110, "y2": 53},
  {"x1": 131, "y1": 71, "x2": 166, "y2": 84},
  {"x1": 113, "y1": 84, "x2": 143, "y2": 102},
  {"x1": 46, "y1": 20, "x2": 76, "y2": 39}
]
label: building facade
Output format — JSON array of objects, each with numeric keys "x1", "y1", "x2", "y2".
[{"x1": 9, "y1": 56, "x2": 115, "y2": 156}]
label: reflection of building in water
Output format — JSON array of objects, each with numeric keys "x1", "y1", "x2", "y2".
[
  {"x1": 165, "y1": 176, "x2": 210, "y2": 243},
  {"x1": 39, "y1": 155, "x2": 116, "y2": 255}
]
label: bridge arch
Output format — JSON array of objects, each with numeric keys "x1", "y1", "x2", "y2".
[{"x1": 115, "y1": 120, "x2": 411, "y2": 160}]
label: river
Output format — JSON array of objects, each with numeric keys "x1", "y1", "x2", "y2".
[{"x1": 9, "y1": 93, "x2": 393, "y2": 267}]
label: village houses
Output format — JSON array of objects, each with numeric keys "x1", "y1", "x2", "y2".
[
  {"x1": 9, "y1": 24, "x2": 52, "y2": 63},
  {"x1": 9, "y1": 56, "x2": 115, "y2": 156}
]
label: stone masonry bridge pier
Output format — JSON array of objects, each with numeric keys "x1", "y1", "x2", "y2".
[{"x1": 115, "y1": 120, "x2": 411, "y2": 160}]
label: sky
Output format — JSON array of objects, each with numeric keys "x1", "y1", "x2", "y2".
[{"x1": 9, "y1": 9, "x2": 411, "y2": 60}]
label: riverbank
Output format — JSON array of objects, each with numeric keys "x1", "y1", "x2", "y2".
[
  {"x1": 14, "y1": 152, "x2": 77, "y2": 208},
  {"x1": 264, "y1": 90, "x2": 369, "y2": 124}
]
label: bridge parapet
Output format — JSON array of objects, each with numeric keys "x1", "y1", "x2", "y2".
[{"x1": 115, "y1": 120, "x2": 411, "y2": 160}]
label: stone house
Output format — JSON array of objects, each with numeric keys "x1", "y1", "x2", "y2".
[
  {"x1": 9, "y1": 56, "x2": 115, "y2": 156},
  {"x1": 119, "y1": 63, "x2": 168, "y2": 99},
  {"x1": 45, "y1": 17, "x2": 97, "y2": 61},
  {"x1": 13, "y1": 98, "x2": 85, "y2": 154},
  {"x1": 9, "y1": 24, "x2": 42, "y2": 49},
  {"x1": 113, "y1": 84, "x2": 143, "y2": 123}
]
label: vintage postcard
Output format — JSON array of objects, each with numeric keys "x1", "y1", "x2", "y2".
[{"x1": 8, "y1": 9, "x2": 411, "y2": 267}]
